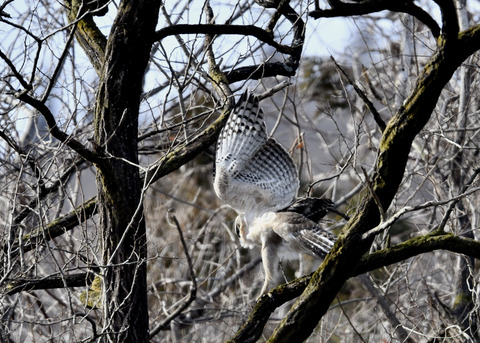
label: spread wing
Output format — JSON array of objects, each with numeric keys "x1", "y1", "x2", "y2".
[{"x1": 214, "y1": 91, "x2": 299, "y2": 217}]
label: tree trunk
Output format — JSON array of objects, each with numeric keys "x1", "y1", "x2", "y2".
[{"x1": 94, "y1": 0, "x2": 159, "y2": 341}]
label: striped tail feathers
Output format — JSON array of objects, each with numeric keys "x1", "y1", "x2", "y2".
[
  {"x1": 273, "y1": 211, "x2": 337, "y2": 259},
  {"x1": 296, "y1": 225, "x2": 337, "y2": 259}
]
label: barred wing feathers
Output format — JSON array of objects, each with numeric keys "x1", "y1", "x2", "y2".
[{"x1": 214, "y1": 91, "x2": 299, "y2": 215}]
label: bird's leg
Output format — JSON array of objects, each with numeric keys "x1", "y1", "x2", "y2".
[{"x1": 259, "y1": 232, "x2": 280, "y2": 298}]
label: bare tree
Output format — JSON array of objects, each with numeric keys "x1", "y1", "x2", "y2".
[{"x1": 1, "y1": 0, "x2": 480, "y2": 342}]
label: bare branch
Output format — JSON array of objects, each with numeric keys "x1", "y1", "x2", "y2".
[
  {"x1": 13, "y1": 197, "x2": 97, "y2": 254},
  {"x1": 231, "y1": 231, "x2": 480, "y2": 342},
  {"x1": 310, "y1": 0, "x2": 441, "y2": 39},
  {"x1": 267, "y1": 16, "x2": 480, "y2": 343},
  {"x1": 153, "y1": 24, "x2": 298, "y2": 55},
  {"x1": 331, "y1": 56, "x2": 386, "y2": 132},
  {"x1": 4, "y1": 272, "x2": 94, "y2": 295},
  {"x1": 149, "y1": 213, "x2": 197, "y2": 338},
  {"x1": 14, "y1": 91, "x2": 102, "y2": 163},
  {"x1": 65, "y1": 0, "x2": 107, "y2": 76},
  {"x1": 354, "y1": 230, "x2": 480, "y2": 276}
]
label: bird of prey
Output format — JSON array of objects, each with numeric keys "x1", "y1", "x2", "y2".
[{"x1": 214, "y1": 91, "x2": 343, "y2": 296}]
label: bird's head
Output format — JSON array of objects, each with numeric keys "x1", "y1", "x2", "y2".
[{"x1": 234, "y1": 214, "x2": 247, "y2": 240}]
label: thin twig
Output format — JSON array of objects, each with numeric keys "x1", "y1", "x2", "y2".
[
  {"x1": 438, "y1": 168, "x2": 480, "y2": 231},
  {"x1": 358, "y1": 274, "x2": 415, "y2": 343},
  {"x1": 361, "y1": 183, "x2": 480, "y2": 241},
  {"x1": 335, "y1": 292, "x2": 368, "y2": 343},
  {"x1": 258, "y1": 81, "x2": 292, "y2": 101},
  {"x1": 331, "y1": 56, "x2": 386, "y2": 132},
  {"x1": 149, "y1": 212, "x2": 197, "y2": 338}
]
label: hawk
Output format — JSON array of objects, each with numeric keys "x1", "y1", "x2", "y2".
[{"x1": 214, "y1": 91, "x2": 343, "y2": 296}]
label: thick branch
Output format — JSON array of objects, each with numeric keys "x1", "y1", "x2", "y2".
[
  {"x1": 4, "y1": 272, "x2": 94, "y2": 295},
  {"x1": 145, "y1": 3, "x2": 235, "y2": 186},
  {"x1": 93, "y1": 1, "x2": 160, "y2": 340},
  {"x1": 266, "y1": 19, "x2": 480, "y2": 343},
  {"x1": 227, "y1": 275, "x2": 310, "y2": 343},
  {"x1": 65, "y1": 0, "x2": 107, "y2": 76},
  {"x1": 226, "y1": 62, "x2": 299, "y2": 83},
  {"x1": 230, "y1": 231, "x2": 480, "y2": 342},
  {"x1": 354, "y1": 229, "x2": 480, "y2": 276},
  {"x1": 433, "y1": 0, "x2": 459, "y2": 39},
  {"x1": 153, "y1": 24, "x2": 299, "y2": 55}
]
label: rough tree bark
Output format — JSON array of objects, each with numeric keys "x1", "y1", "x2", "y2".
[{"x1": 92, "y1": 0, "x2": 160, "y2": 341}]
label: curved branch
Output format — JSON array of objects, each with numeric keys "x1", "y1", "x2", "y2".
[
  {"x1": 153, "y1": 24, "x2": 299, "y2": 55},
  {"x1": 310, "y1": 0, "x2": 441, "y2": 39},
  {"x1": 14, "y1": 91, "x2": 102, "y2": 163},
  {"x1": 227, "y1": 2, "x2": 305, "y2": 83},
  {"x1": 65, "y1": 0, "x2": 107, "y2": 76},
  {"x1": 149, "y1": 214, "x2": 197, "y2": 338},
  {"x1": 153, "y1": 0, "x2": 306, "y2": 85},
  {"x1": 433, "y1": 0, "x2": 459, "y2": 39}
]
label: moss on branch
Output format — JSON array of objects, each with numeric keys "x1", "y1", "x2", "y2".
[
  {"x1": 66, "y1": 0, "x2": 107, "y2": 76},
  {"x1": 354, "y1": 229, "x2": 480, "y2": 276},
  {"x1": 231, "y1": 230, "x2": 480, "y2": 342},
  {"x1": 14, "y1": 197, "x2": 97, "y2": 254}
]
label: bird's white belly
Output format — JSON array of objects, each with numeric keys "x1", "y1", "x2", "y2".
[
  {"x1": 243, "y1": 212, "x2": 305, "y2": 260},
  {"x1": 244, "y1": 212, "x2": 277, "y2": 244}
]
